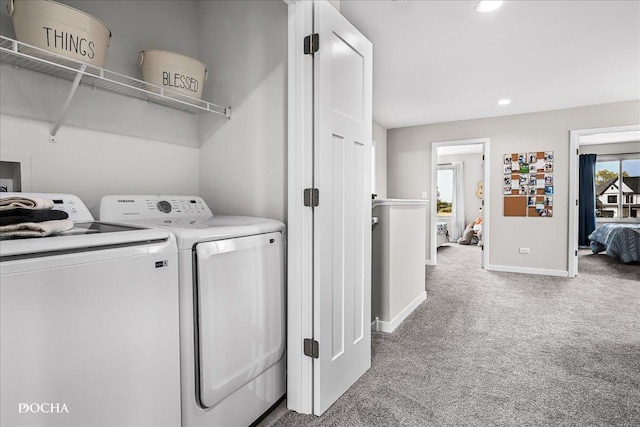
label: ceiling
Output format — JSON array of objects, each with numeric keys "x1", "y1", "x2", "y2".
[{"x1": 339, "y1": 0, "x2": 640, "y2": 130}]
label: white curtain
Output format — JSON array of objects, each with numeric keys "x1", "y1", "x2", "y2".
[{"x1": 451, "y1": 162, "x2": 465, "y2": 240}]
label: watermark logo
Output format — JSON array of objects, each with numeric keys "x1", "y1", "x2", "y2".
[{"x1": 18, "y1": 403, "x2": 69, "y2": 414}]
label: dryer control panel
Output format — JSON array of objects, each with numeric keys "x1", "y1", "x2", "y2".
[{"x1": 100, "y1": 195, "x2": 213, "y2": 221}]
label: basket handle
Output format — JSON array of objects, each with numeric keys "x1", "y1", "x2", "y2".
[
  {"x1": 7, "y1": 0, "x2": 15, "y2": 17},
  {"x1": 138, "y1": 51, "x2": 144, "y2": 66}
]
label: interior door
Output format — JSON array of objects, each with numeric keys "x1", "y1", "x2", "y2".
[{"x1": 313, "y1": 0, "x2": 373, "y2": 415}]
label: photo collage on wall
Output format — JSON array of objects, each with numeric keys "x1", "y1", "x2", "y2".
[{"x1": 503, "y1": 151, "x2": 553, "y2": 217}]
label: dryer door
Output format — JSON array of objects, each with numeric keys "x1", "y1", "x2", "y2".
[{"x1": 195, "y1": 232, "x2": 285, "y2": 409}]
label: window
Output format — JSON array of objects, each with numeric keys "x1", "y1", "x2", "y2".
[
  {"x1": 596, "y1": 157, "x2": 640, "y2": 219},
  {"x1": 437, "y1": 168, "x2": 453, "y2": 216}
]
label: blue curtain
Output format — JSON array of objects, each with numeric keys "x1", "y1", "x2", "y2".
[{"x1": 578, "y1": 154, "x2": 597, "y2": 246}]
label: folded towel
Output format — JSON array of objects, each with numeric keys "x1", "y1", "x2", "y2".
[
  {"x1": 0, "y1": 219, "x2": 74, "y2": 238},
  {"x1": 0, "y1": 209, "x2": 69, "y2": 226},
  {"x1": 0, "y1": 197, "x2": 54, "y2": 211}
]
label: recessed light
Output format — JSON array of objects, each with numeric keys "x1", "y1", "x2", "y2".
[
  {"x1": 476, "y1": 1, "x2": 504, "y2": 12},
  {"x1": 498, "y1": 99, "x2": 511, "y2": 105}
]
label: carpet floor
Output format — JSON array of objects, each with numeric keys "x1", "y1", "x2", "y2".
[{"x1": 273, "y1": 244, "x2": 640, "y2": 426}]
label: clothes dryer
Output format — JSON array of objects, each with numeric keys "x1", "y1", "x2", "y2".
[
  {"x1": 100, "y1": 195, "x2": 285, "y2": 427},
  {"x1": 0, "y1": 193, "x2": 181, "y2": 427}
]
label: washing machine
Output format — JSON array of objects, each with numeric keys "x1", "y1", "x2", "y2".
[
  {"x1": 0, "y1": 193, "x2": 181, "y2": 427},
  {"x1": 100, "y1": 195, "x2": 286, "y2": 427}
]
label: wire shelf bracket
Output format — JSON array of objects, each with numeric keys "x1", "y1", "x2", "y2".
[{"x1": 0, "y1": 36, "x2": 232, "y2": 142}]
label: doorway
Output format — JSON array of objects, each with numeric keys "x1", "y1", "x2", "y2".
[
  {"x1": 568, "y1": 124, "x2": 640, "y2": 277},
  {"x1": 430, "y1": 138, "x2": 490, "y2": 268}
]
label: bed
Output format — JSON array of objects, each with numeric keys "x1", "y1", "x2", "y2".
[
  {"x1": 437, "y1": 222, "x2": 450, "y2": 247},
  {"x1": 588, "y1": 223, "x2": 640, "y2": 263}
]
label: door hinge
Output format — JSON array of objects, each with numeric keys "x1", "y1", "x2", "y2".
[
  {"x1": 304, "y1": 33, "x2": 319, "y2": 55},
  {"x1": 482, "y1": 155, "x2": 485, "y2": 161},
  {"x1": 304, "y1": 188, "x2": 319, "y2": 207},
  {"x1": 575, "y1": 250, "x2": 578, "y2": 256},
  {"x1": 303, "y1": 338, "x2": 319, "y2": 358},
  {"x1": 576, "y1": 199, "x2": 579, "y2": 206}
]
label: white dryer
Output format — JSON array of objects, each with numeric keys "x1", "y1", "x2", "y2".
[
  {"x1": 100, "y1": 195, "x2": 286, "y2": 427},
  {"x1": 0, "y1": 193, "x2": 181, "y2": 427}
]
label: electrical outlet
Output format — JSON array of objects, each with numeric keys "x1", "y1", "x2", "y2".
[
  {"x1": 519, "y1": 248, "x2": 530, "y2": 254},
  {"x1": 421, "y1": 191, "x2": 428, "y2": 199}
]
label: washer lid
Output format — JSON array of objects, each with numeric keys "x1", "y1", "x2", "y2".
[
  {"x1": 0, "y1": 221, "x2": 173, "y2": 258},
  {"x1": 138, "y1": 215, "x2": 285, "y2": 249}
]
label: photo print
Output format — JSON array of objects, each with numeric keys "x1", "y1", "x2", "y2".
[
  {"x1": 545, "y1": 174, "x2": 553, "y2": 185},
  {"x1": 545, "y1": 196, "x2": 553, "y2": 206},
  {"x1": 544, "y1": 151, "x2": 554, "y2": 161},
  {"x1": 528, "y1": 152, "x2": 537, "y2": 163},
  {"x1": 504, "y1": 154, "x2": 512, "y2": 164},
  {"x1": 545, "y1": 186, "x2": 554, "y2": 195},
  {"x1": 504, "y1": 164, "x2": 512, "y2": 174}
]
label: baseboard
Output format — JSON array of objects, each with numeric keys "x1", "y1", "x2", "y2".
[
  {"x1": 485, "y1": 264, "x2": 569, "y2": 277},
  {"x1": 373, "y1": 291, "x2": 427, "y2": 333},
  {"x1": 425, "y1": 258, "x2": 435, "y2": 266}
]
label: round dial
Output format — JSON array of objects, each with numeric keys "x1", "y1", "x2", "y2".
[{"x1": 157, "y1": 200, "x2": 172, "y2": 213}]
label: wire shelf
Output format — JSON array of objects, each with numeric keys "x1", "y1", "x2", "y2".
[{"x1": 0, "y1": 36, "x2": 231, "y2": 117}]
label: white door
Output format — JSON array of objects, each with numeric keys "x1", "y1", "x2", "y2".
[{"x1": 312, "y1": 0, "x2": 373, "y2": 415}]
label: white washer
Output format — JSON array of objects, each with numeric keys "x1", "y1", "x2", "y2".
[
  {"x1": 0, "y1": 193, "x2": 181, "y2": 427},
  {"x1": 100, "y1": 195, "x2": 286, "y2": 427}
]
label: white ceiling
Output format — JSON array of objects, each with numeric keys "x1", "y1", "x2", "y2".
[{"x1": 339, "y1": 0, "x2": 640, "y2": 130}]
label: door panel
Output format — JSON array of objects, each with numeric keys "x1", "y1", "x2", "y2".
[{"x1": 313, "y1": 0, "x2": 373, "y2": 415}]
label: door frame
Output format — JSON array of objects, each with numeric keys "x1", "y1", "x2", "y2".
[
  {"x1": 567, "y1": 124, "x2": 640, "y2": 277},
  {"x1": 286, "y1": 0, "x2": 314, "y2": 414},
  {"x1": 430, "y1": 138, "x2": 490, "y2": 268}
]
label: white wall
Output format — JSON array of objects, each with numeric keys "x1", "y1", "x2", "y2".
[
  {"x1": 373, "y1": 121, "x2": 388, "y2": 199},
  {"x1": 387, "y1": 100, "x2": 640, "y2": 274},
  {"x1": 198, "y1": 0, "x2": 287, "y2": 221},
  {"x1": 0, "y1": 115, "x2": 199, "y2": 218},
  {"x1": 437, "y1": 152, "x2": 483, "y2": 226}
]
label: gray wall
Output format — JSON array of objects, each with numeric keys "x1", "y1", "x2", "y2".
[
  {"x1": 579, "y1": 141, "x2": 640, "y2": 155},
  {"x1": 373, "y1": 121, "x2": 388, "y2": 199},
  {"x1": 0, "y1": 0, "x2": 203, "y2": 216},
  {"x1": 0, "y1": 0, "x2": 288, "y2": 222},
  {"x1": 388, "y1": 100, "x2": 640, "y2": 273},
  {"x1": 0, "y1": 0, "x2": 202, "y2": 146},
  {"x1": 198, "y1": 0, "x2": 287, "y2": 221}
]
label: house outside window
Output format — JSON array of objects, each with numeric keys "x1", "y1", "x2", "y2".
[{"x1": 596, "y1": 156, "x2": 640, "y2": 219}]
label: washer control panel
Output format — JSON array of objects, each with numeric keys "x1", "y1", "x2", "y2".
[{"x1": 100, "y1": 195, "x2": 213, "y2": 221}]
